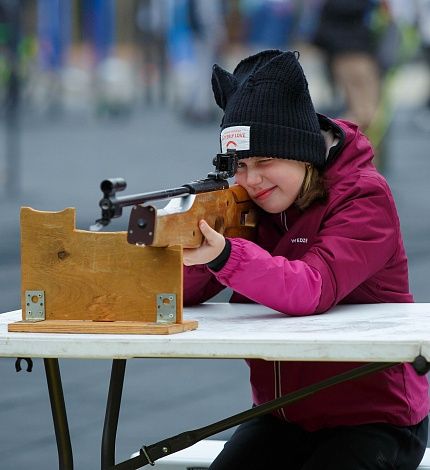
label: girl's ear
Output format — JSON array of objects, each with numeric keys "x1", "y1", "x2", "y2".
[{"x1": 211, "y1": 64, "x2": 238, "y2": 110}]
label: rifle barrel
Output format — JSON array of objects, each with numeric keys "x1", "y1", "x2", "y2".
[
  {"x1": 95, "y1": 177, "x2": 230, "y2": 229},
  {"x1": 112, "y1": 186, "x2": 191, "y2": 209}
]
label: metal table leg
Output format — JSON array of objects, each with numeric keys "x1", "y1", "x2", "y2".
[
  {"x1": 44, "y1": 358, "x2": 74, "y2": 470},
  {"x1": 102, "y1": 359, "x2": 127, "y2": 470}
]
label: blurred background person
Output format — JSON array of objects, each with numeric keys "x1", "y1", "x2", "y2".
[
  {"x1": 415, "y1": 0, "x2": 430, "y2": 130},
  {"x1": 241, "y1": 0, "x2": 297, "y2": 53},
  {"x1": 309, "y1": 0, "x2": 421, "y2": 169},
  {"x1": 311, "y1": 1, "x2": 382, "y2": 134},
  {"x1": 166, "y1": 0, "x2": 226, "y2": 123},
  {"x1": 35, "y1": 0, "x2": 71, "y2": 115},
  {"x1": 134, "y1": 0, "x2": 169, "y2": 106}
]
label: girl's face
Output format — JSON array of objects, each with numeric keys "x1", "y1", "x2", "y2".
[{"x1": 234, "y1": 157, "x2": 306, "y2": 213}]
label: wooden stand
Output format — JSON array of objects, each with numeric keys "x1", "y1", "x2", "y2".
[{"x1": 8, "y1": 207, "x2": 198, "y2": 334}]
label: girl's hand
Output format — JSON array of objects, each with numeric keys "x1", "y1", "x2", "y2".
[{"x1": 183, "y1": 220, "x2": 225, "y2": 266}]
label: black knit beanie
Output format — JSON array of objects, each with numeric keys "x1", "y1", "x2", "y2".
[{"x1": 211, "y1": 50, "x2": 326, "y2": 168}]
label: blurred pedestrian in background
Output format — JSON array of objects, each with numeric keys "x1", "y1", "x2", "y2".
[
  {"x1": 311, "y1": 0, "x2": 382, "y2": 133},
  {"x1": 241, "y1": 0, "x2": 297, "y2": 53},
  {"x1": 166, "y1": 0, "x2": 226, "y2": 123},
  {"x1": 310, "y1": 0, "x2": 419, "y2": 169},
  {"x1": 415, "y1": 0, "x2": 430, "y2": 130},
  {"x1": 35, "y1": 0, "x2": 71, "y2": 115},
  {"x1": 135, "y1": 0, "x2": 169, "y2": 106}
]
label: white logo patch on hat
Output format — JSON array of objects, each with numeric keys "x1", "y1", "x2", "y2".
[{"x1": 221, "y1": 126, "x2": 250, "y2": 153}]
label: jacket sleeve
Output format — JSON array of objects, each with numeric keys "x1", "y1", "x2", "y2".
[
  {"x1": 302, "y1": 174, "x2": 400, "y2": 313},
  {"x1": 210, "y1": 174, "x2": 399, "y2": 316},
  {"x1": 211, "y1": 239, "x2": 323, "y2": 315},
  {"x1": 183, "y1": 265, "x2": 226, "y2": 305}
]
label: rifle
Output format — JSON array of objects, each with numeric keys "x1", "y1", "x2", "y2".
[{"x1": 91, "y1": 151, "x2": 258, "y2": 248}]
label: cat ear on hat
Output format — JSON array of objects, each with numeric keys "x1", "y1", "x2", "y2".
[
  {"x1": 211, "y1": 64, "x2": 238, "y2": 110},
  {"x1": 252, "y1": 51, "x2": 308, "y2": 94},
  {"x1": 232, "y1": 49, "x2": 283, "y2": 79}
]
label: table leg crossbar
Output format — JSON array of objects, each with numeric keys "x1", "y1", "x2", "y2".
[
  {"x1": 110, "y1": 361, "x2": 397, "y2": 470},
  {"x1": 33, "y1": 355, "x2": 429, "y2": 469}
]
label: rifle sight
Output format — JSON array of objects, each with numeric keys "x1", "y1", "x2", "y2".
[
  {"x1": 100, "y1": 178, "x2": 127, "y2": 198},
  {"x1": 211, "y1": 150, "x2": 238, "y2": 179}
]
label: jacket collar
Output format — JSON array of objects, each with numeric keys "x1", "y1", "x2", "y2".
[{"x1": 317, "y1": 114, "x2": 345, "y2": 167}]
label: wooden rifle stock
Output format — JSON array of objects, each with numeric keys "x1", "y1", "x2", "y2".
[{"x1": 127, "y1": 185, "x2": 258, "y2": 248}]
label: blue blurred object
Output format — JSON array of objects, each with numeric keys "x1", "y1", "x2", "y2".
[
  {"x1": 166, "y1": 0, "x2": 195, "y2": 65},
  {"x1": 37, "y1": 0, "x2": 71, "y2": 69},
  {"x1": 82, "y1": 0, "x2": 115, "y2": 62},
  {"x1": 245, "y1": 0, "x2": 295, "y2": 49}
]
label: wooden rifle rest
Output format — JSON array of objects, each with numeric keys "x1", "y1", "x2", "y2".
[{"x1": 8, "y1": 207, "x2": 197, "y2": 334}]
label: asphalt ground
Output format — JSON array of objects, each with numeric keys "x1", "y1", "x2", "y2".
[{"x1": 0, "y1": 95, "x2": 429, "y2": 468}]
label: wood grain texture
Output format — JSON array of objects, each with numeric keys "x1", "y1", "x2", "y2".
[
  {"x1": 8, "y1": 319, "x2": 198, "y2": 335},
  {"x1": 19, "y1": 207, "x2": 185, "y2": 329},
  {"x1": 151, "y1": 185, "x2": 258, "y2": 247}
]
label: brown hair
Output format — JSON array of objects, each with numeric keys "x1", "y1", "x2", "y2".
[{"x1": 295, "y1": 164, "x2": 327, "y2": 211}]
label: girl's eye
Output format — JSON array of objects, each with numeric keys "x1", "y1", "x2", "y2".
[{"x1": 257, "y1": 158, "x2": 272, "y2": 165}]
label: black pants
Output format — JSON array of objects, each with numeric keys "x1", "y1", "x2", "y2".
[{"x1": 209, "y1": 414, "x2": 428, "y2": 470}]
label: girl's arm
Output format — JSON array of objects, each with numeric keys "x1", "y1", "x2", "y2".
[
  {"x1": 183, "y1": 264, "x2": 226, "y2": 305},
  {"x1": 213, "y1": 176, "x2": 399, "y2": 315},
  {"x1": 212, "y1": 238, "x2": 323, "y2": 315}
]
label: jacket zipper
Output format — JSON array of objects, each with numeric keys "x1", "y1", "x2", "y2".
[{"x1": 281, "y1": 212, "x2": 288, "y2": 231}]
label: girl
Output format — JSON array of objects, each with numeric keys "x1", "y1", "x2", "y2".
[{"x1": 183, "y1": 50, "x2": 429, "y2": 470}]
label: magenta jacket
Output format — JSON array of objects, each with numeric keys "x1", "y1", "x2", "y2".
[{"x1": 184, "y1": 118, "x2": 429, "y2": 431}]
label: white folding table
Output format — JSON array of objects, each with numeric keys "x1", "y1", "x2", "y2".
[{"x1": 1, "y1": 302, "x2": 430, "y2": 469}]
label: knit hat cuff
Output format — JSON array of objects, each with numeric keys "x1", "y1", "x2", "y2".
[{"x1": 221, "y1": 122, "x2": 326, "y2": 168}]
